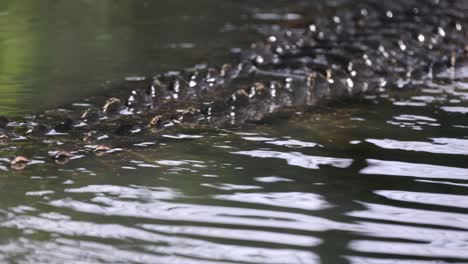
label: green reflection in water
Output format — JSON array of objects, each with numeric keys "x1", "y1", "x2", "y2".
[
  {"x1": 0, "y1": 0, "x2": 134, "y2": 116},
  {"x1": 0, "y1": 0, "x2": 305, "y2": 116}
]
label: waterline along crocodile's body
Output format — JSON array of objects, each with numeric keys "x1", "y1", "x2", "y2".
[{"x1": 1, "y1": 0, "x2": 467, "y2": 169}]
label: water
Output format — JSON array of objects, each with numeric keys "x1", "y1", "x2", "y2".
[
  {"x1": 1, "y1": 0, "x2": 468, "y2": 263},
  {"x1": 0, "y1": 0, "x2": 297, "y2": 115}
]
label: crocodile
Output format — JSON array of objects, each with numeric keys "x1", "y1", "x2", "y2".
[{"x1": 0, "y1": 0, "x2": 467, "y2": 170}]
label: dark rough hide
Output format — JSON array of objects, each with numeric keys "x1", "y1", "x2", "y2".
[{"x1": 0, "y1": 0, "x2": 467, "y2": 168}]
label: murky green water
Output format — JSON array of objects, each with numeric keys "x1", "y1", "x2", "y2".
[
  {"x1": 0, "y1": 1, "x2": 468, "y2": 263},
  {"x1": 0, "y1": 0, "x2": 294, "y2": 115}
]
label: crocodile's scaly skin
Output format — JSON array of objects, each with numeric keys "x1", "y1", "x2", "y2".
[{"x1": 1, "y1": 0, "x2": 467, "y2": 168}]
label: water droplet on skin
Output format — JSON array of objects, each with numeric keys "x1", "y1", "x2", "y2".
[
  {"x1": 309, "y1": 24, "x2": 316, "y2": 32},
  {"x1": 417, "y1": 34, "x2": 425, "y2": 42},
  {"x1": 189, "y1": 80, "x2": 197, "y2": 88},
  {"x1": 438, "y1": 27, "x2": 446, "y2": 37},
  {"x1": 386, "y1": 10, "x2": 393, "y2": 18},
  {"x1": 398, "y1": 40, "x2": 407, "y2": 51},
  {"x1": 255, "y1": 56, "x2": 264, "y2": 65}
]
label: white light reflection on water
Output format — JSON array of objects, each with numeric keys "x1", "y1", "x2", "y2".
[
  {"x1": 48, "y1": 196, "x2": 338, "y2": 232},
  {"x1": 348, "y1": 202, "x2": 468, "y2": 230},
  {"x1": 360, "y1": 159, "x2": 468, "y2": 180},
  {"x1": 242, "y1": 136, "x2": 320, "y2": 148},
  {"x1": 376, "y1": 190, "x2": 468, "y2": 209},
  {"x1": 266, "y1": 139, "x2": 321, "y2": 148},
  {"x1": 232, "y1": 150, "x2": 353, "y2": 169},
  {"x1": 254, "y1": 176, "x2": 293, "y2": 183},
  {"x1": 366, "y1": 138, "x2": 468, "y2": 155},
  {"x1": 349, "y1": 240, "x2": 468, "y2": 260},
  {"x1": 253, "y1": 12, "x2": 302, "y2": 21},
  {"x1": 215, "y1": 192, "x2": 331, "y2": 210},
  {"x1": 349, "y1": 221, "x2": 468, "y2": 244},
  {"x1": 346, "y1": 256, "x2": 465, "y2": 264},
  {"x1": 441, "y1": 106, "x2": 468, "y2": 114},
  {"x1": 65, "y1": 185, "x2": 179, "y2": 200},
  {"x1": 201, "y1": 183, "x2": 262, "y2": 190},
  {"x1": 387, "y1": 114, "x2": 440, "y2": 130},
  {"x1": 1, "y1": 184, "x2": 326, "y2": 263},
  {"x1": 1, "y1": 216, "x2": 319, "y2": 264},
  {"x1": 347, "y1": 202, "x2": 468, "y2": 260},
  {"x1": 139, "y1": 224, "x2": 321, "y2": 247},
  {"x1": 415, "y1": 179, "x2": 468, "y2": 188},
  {"x1": 0, "y1": 238, "x2": 239, "y2": 264}
]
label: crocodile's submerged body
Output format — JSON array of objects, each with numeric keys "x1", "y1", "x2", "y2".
[{"x1": 1, "y1": 0, "x2": 467, "y2": 169}]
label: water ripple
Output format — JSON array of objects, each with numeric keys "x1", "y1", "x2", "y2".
[
  {"x1": 348, "y1": 202, "x2": 468, "y2": 230},
  {"x1": 232, "y1": 150, "x2": 353, "y2": 169},
  {"x1": 376, "y1": 190, "x2": 468, "y2": 209},
  {"x1": 1, "y1": 216, "x2": 319, "y2": 263},
  {"x1": 65, "y1": 185, "x2": 178, "y2": 200},
  {"x1": 360, "y1": 159, "x2": 468, "y2": 180},
  {"x1": 139, "y1": 224, "x2": 321, "y2": 247},
  {"x1": 349, "y1": 240, "x2": 468, "y2": 260},
  {"x1": 49, "y1": 197, "x2": 338, "y2": 232},
  {"x1": 215, "y1": 192, "x2": 331, "y2": 210},
  {"x1": 346, "y1": 256, "x2": 462, "y2": 264},
  {"x1": 366, "y1": 138, "x2": 468, "y2": 155}
]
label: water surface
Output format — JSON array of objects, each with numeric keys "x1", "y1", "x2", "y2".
[{"x1": 0, "y1": 1, "x2": 468, "y2": 263}]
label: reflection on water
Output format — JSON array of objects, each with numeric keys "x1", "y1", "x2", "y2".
[
  {"x1": 0, "y1": 0, "x2": 468, "y2": 263},
  {"x1": 3, "y1": 89, "x2": 468, "y2": 263},
  {"x1": 376, "y1": 190, "x2": 468, "y2": 209},
  {"x1": 366, "y1": 138, "x2": 468, "y2": 155},
  {"x1": 0, "y1": 0, "x2": 296, "y2": 115},
  {"x1": 361, "y1": 159, "x2": 468, "y2": 180},
  {"x1": 232, "y1": 150, "x2": 353, "y2": 169}
]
